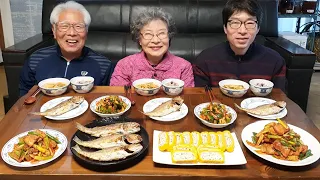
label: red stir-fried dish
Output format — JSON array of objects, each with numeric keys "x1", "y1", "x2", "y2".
[
  {"x1": 200, "y1": 103, "x2": 232, "y2": 124},
  {"x1": 247, "y1": 119, "x2": 312, "y2": 161},
  {"x1": 8, "y1": 129, "x2": 60, "y2": 163}
]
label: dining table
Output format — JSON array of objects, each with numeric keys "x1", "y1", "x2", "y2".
[{"x1": 0, "y1": 86, "x2": 319, "y2": 180}]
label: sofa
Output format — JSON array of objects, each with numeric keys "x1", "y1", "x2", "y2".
[{"x1": 2, "y1": 0, "x2": 316, "y2": 113}]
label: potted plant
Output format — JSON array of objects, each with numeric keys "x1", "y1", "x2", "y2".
[{"x1": 299, "y1": 19, "x2": 320, "y2": 62}]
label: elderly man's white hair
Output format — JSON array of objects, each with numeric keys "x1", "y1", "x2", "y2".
[{"x1": 50, "y1": 1, "x2": 91, "y2": 29}]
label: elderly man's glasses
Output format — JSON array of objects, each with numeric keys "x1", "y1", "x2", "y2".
[
  {"x1": 140, "y1": 32, "x2": 168, "y2": 40},
  {"x1": 56, "y1": 22, "x2": 86, "y2": 33},
  {"x1": 227, "y1": 20, "x2": 257, "y2": 30}
]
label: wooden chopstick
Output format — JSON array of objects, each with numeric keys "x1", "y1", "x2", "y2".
[
  {"x1": 205, "y1": 85, "x2": 214, "y2": 104},
  {"x1": 208, "y1": 86, "x2": 219, "y2": 102},
  {"x1": 129, "y1": 86, "x2": 135, "y2": 105},
  {"x1": 124, "y1": 85, "x2": 128, "y2": 97},
  {"x1": 205, "y1": 85, "x2": 220, "y2": 103}
]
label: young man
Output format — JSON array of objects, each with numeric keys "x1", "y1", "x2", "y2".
[
  {"x1": 193, "y1": 0, "x2": 286, "y2": 91},
  {"x1": 19, "y1": 1, "x2": 112, "y2": 96}
]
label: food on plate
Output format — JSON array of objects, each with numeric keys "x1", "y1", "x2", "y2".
[
  {"x1": 158, "y1": 132, "x2": 169, "y2": 151},
  {"x1": 182, "y1": 132, "x2": 192, "y2": 145},
  {"x1": 136, "y1": 82, "x2": 159, "y2": 89},
  {"x1": 43, "y1": 82, "x2": 66, "y2": 88},
  {"x1": 29, "y1": 96, "x2": 84, "y2": 116},
  {"x1": 72, "y1": 143, "x2": 143, "y2": 161},
  {"x1": 95, "y1": 95, "x2": 127, "y2": 114},
  {"x1": 143, "y1": 96, "x2": 184, "y2": 117},
  {"x1": 8, "y1": 129, "x2": 60, "y2": 163},
  {"x1": 246, "y1": 119, "x2": 312, "y2": 161},
  {"x1": 165, "y1": 81, "x2": 179, "y2": 87},
  {"x1": 223, "y1": 131, "x2": 235, "y2": 152},
  {"x1": 76, "y1": 122, "x2": 140, "y2": 137},
  {"x1": 175, "y1": 132, "x2": 183, "y2": 145},
  {"x1": 158, "y1": 130, "x2": 234, "y2": 163},
  {"x1": 223, "y1": 84, "x2": 245, "y2": 90},
  {"x1": 200, "y1": 103, "x2": 232, "y2": 124},
  {"x1": 167, "y1": 131, "x2": 176, "y2": 151},
  {"x1": 171, "y1": 148, "x2": 198, "y2": 163},
  {"x1": 191, "y1": 131, "x2": 201, "y2": 147},
  {"x1": 72, "y1": 121, "x2": 144, "y2": 162},
  {"x1": 73, "y1": 134, "x2": 142, "y2": 149},
  {"x1": 209, "y1": 132, "x2": 218, "y2": 146},
  {"x1": 234, "y1": 101, "x2": 286, "y2": 116},
  {"x1": 198, "y1": 147, "x2": 225, "y2": 163},
  {"x1": 200, "y1": 132, "x2": 211, "y2": 145},
  {"x1": 217, "y1": 131, "x2": 226, "y2": 152}
]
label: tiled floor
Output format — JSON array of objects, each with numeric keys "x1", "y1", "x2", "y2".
[{"x1": 0, "y1": 64, "x2": 319, "y2": 129}]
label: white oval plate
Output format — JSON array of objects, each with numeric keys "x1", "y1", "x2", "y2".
[
  {"x1": 40, "y1": 96, "x2": 88, "y2": 120},
  {"x1": 241, "y1": 120, "x2": 320, "y2": 166},
  {"x1": 143, "y1": 98, "x2": 188, "y2": 121},
  {"x1": 240, "y1": 97, "x2": 287, "y2": 119},
  {"x1": 194, "y1": 102, "x2": 237, "y2": 128},
  {"x1": 1, "y1": 129, "x2": 68, "y2": 167}
]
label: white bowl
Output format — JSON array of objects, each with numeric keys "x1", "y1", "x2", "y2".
[
  {"x1": 161, "y1": 78, "x2": 184, "y2": 96},
  {"x1": 194, "y1": 102, "x2": 237, "y2": 128},
  {"x1": 132, "y1": 78, "x2": 161, "y2": 96},
  {"x1": 38, "y1": 78, "x2": 70, "y2": 96},
  {"x1": 90, "y1": 95, "x2": 131, "y2": 118},
  {"x1": 218, "y1": 79, "x2": 249, "y2": 98},
  {"x1": 70, "y1": 76, "x2": 94, "y2": 93},
  {"x1": 249, "y1": 79, "x2": 274, "y2": 96}
]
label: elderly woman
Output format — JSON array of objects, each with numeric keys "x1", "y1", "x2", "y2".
[{"x1": 110, "y1": 8, "x2": 194, "y2": 87}]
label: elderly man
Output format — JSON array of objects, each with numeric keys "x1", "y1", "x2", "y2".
[
  {"x1": 193, "y1": 0, "x2": 286, "y2": 91},
  {"x1": 19, "y1": 1, "x2": 112, "y2": 95}
]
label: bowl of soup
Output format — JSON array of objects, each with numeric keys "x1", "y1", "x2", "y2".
[
  {"x1": 218, "y1": 79, "x2": 249, "y2": 98},
  {"x1": 161, "y1": 78, "x2": 184, "y2": 96},
  {"x1": 249, "y1": 79, "x2": 274, "y2": 96},
  {"x1": 38, "y1": 78, "x2": 70, "y2": 96},
  {"x1": 70, "y1": 76, "x2": 94, "y2": 93},
  {"x1": 132, "y1": 78, "x2": 161, "y2": 96}
]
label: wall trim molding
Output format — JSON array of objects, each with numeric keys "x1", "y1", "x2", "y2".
[{"x1": 0, "y1": 0, "x2": 14, "y2": 48}]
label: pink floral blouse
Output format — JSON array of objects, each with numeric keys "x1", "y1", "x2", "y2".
[{"x1": 110, "y1": 51, "x2": 194, "y2": 87}]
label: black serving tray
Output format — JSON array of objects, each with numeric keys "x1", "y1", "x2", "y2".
[{"x1": 70, "y1": 116, "x2": 149, "y2": 169}]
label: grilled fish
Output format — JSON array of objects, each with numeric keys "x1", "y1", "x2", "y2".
[
  {"x1": 144, "y1": 96, "x2": 184, "y2": 117},
  {"x1": 73, "y1": 134, "x2": 142, "y2": 149},
  {"x1": 234, "y1": 101, "x2": 286, "y2": 116},
  {"x1": 76, "y1": 122, "x2": 140, "y2": 137},
  {"x1": 29, "y1": 96, "x2": 85, "y2": 116},
  {"x1": 72, "y1": 143, "x2": 143, "y2": 161}
]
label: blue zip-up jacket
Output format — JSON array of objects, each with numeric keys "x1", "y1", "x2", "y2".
[{"x1": 19, "y1": 45, "x2": 113, "y2": 96}]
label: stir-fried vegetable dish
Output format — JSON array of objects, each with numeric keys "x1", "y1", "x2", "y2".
[
  {"x1": 95, "y1": 95, "x2": 127, "y2": 114},
  {"x1": 8, "y1": 129, "x2": 60, "y2": 163},
  {"x1": 200, "y1": 103, "x2": 232, "y2": 124},
  {"x1": 247, "y1": 118, "x2": 312, "y2": 161}
]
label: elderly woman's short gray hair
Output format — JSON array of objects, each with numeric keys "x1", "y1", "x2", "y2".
[{"x1": 130, "y1": 8, "x2": 176, "y2": 44}]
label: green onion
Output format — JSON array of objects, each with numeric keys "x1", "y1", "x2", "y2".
[
  {"x1": 299, "y1": 149, "x2": 313, "y2": 160},
  {"x1": 46, "y1": 133, "x2": 61, "y2": 144}
]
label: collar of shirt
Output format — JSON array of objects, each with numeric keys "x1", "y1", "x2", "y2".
[
  {"x1": 55, "y1": 45, "x2": 89, "y2": 62},
  {"x1": 137, "y1": 51, "x2": 173, "y2": 71},
  {"x1": 226, "y1": 41, "x2": 255, "y2": 60}
]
